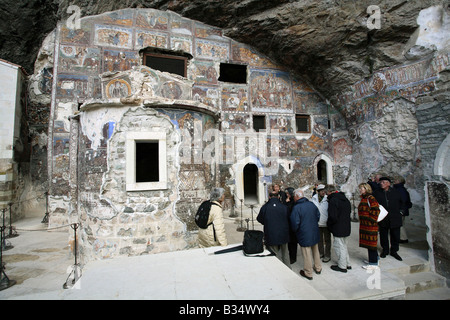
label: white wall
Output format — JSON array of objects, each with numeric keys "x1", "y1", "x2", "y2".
[{"x1": 0, "y1": 60, "x2": 21, "y2": 160}]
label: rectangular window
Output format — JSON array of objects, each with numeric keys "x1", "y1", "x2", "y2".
[
  {"x1": 143, "y1": 53, "x2": 187, "y2": 77},
  {"x1": 296, "y1": 115, "x2": 311, "y2": 133},
  {"x1": 126, "y1": 132, "x2": 167, "y2": 191},
  {"x1": 253, "y1": 115, "x2": 266, "y2": 132},
  {"x1": 218, "y1": 63, "x2": 247, "y2": 84},
  {"x1": 135, "y1": 142, "x2": 159, "y2": 183}
]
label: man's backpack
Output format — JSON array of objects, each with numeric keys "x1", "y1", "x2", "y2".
[{"x1": 194, "y1": 200, "x2": 218, "y2": 229}]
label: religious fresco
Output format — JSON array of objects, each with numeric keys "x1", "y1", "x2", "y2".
[
  {"x1": 59, "y1": 46, "x2": 100, "y2": 74},
  {"x1": 294, "y1": 92, "x2": 323, "y2": 114},
  {"x1": 135, "y1": 29, "x2": 168, "y2": 49},
  {"x1": 192, "y1": 86, "x2": 220, "y2": 109},
  {"x1": 96, "y1": 9, "x2": 133, "y2": 26},
  {"x1": 221, "y1": 113, "x2": 250, "y2": 131},
  {"x1": 94, "y1": 24, "x2": 133, "y2": 49},
  {"x1": 160, "y1": 81, "x2": 183, "y2": 99},
  {"x1": 104, "y1": 78, "x2": 132, "y2": 99},
  {"x1": 195, "y1": 39, "x2": 229, "y2": 60},
  {"x1": 195, "y1": 23, "x2": 222, "y2": 39},
  {"x1": 171, "y1": 34, "x2": 193, "y2": 54},
  {"x1": 189, "y1": 60, "x2": 218, "y2": 85},
  {"x1": 60, "y1": 23, "x2": 91, "y2": 45},
  {"x1": 135, "y1": 10, "x2": 169, "y2": 30},
  {"x1": 249, "y1": 69, "x2": 293, "y2": 112},
  {"x1": 231, "y1": 43, "x2": 278, "y2": 68},
  {"x1": 102, "y1": 49, "x2": 140, "y2": 73},
  {"x1": 335, "y1": 53, "x2": 449, "y2": 127},
  {"x1": 221, "y1": 85, "x2": 249, "y2": 112},
  {"x1": 170, "y1": 16, "x2": 193, "y2": 35},
  {"x1": 268, "y1": 115, "x2": 294, "y2": 133},
  {"x1": 56, "y1": 74, "x2": 89, "y2": 99}
]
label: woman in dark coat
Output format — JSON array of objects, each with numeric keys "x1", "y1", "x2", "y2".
[{"x1": 358, "y1": 183, "x2": 380, "y2": 270}]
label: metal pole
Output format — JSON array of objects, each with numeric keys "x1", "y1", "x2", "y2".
[
  {"x1": 7, "y1": 202, "x2": 18, "y2": 239},
  {"x1": 236, "y1": 198, "x2": 246, "y2": 232},
  {"x1": 0, "y1": 225, "x2": 16, "y2": 291},
  {"x1": 42, "y1": 191, "x2": 49, "y2": 223},
  {"x1": 1, "y1": 209, "x2": 13, "y2": 251},
  {"x1": 63, "y1": 223, "x2": 81, "y2": 289}
]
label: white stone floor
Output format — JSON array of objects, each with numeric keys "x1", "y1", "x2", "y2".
[{"x1": 0, "y1": 214, "x2": 448, "y2": 300}]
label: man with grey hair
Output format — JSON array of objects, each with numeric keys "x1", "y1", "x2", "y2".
[
  {"x1": 197, "y1": 188, "x2": 228, "y2": 247},
  {"x1": 290, "y1": 188, "x2": 322, "y2": 280}
]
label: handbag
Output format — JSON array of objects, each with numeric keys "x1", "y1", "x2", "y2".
[
  {"x1": 213, "y1": 229, "x2": 274, "y2": 257},
  {"x1": 243, "y1": 230, "x2": 264, "y2": 255},
  {"x1": 377, "y1": 205, "x2": 388, "y2": 222},
  {"x1": 367, "y1": 197, "x2": 388, "y2": 222}
]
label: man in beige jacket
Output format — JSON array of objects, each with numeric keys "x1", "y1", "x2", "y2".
[{"x1": 198, "y1": 188, "x2": 228, "y2": 247}]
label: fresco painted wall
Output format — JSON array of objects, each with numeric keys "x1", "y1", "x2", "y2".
[{"x1": 46, "y1": 8, "x2": 343, "y2": 260}]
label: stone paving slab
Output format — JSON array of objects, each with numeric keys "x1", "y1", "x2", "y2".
[{"x1": 0, "y1": 216, "x2": 444, "y2": 300}]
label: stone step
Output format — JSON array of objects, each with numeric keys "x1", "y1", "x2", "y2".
[
  {"x1": 387, "y1": 257, "x2": 431, "y2": 276},
  {"x1": 401, "y1": 271, "x2": 448, "y2": 294},
  {"x1": 405, "y1": 286, "x2": 450, "y2": 300}
]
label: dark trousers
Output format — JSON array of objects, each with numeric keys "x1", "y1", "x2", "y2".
[
  {"x1": 288, "y1": 241, "x2": 297, "y2": 263},
  {"x1": 318, "y1": 226, "x2": 331, "y2": 258},
  {"x1": 368, "y1": 248, "x2": 379, "y2": 264},
  {"x1": 379, "y1": 226, "x2": 400, "y2": 254}
]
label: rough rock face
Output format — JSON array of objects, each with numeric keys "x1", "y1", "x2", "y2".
[{"x1": 0, "y1": 0, "x2": 445, "y2": 100}]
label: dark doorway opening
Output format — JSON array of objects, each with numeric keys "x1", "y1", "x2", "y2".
[
  {"x1": 136, "y1": 142, "x2": 159, "y2": 182},
  {"x1": 317, "y1": 159, "x2": 327, "y2": 184},
  {"x1": 243, "y1": 163, "x2": 258, "y2": 204}
]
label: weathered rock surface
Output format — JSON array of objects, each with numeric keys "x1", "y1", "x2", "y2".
[{"x1": 0, "y1": 0, "x2": 446, "y2": 100}]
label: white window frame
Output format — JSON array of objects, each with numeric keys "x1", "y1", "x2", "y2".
[{"x1": 126, "y1": 132, "x2": 167, "y2": 191}]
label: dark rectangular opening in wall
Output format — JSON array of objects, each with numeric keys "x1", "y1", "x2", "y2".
[
  {"x1": 296, "y1": 115, "x2": 310, "y2": 133},
  {"x1": 218, "y1": 63, "x2": 247, "y2": 83},
  {"x1": 144, "y1": 53, "x2": 187, "y2": 77},
  {"x1": 136, "y1": 142, "x2": 159, "y2": 183},
  {"x1": 253, "y1": 115, "x2": 266, "y2": 132}
]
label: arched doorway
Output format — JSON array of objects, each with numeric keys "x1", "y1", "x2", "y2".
[
  {"x1": 317, "y1": 159, "x2": 327, "y2": 184},
  {"x1": 313, "y1": 154, "x2": 334, "y2": 185},
  {"x1": 243, "y1": 163, "x2": 258, "y2": 204}
]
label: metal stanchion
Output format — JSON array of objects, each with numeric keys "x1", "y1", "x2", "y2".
[
  {"x1": 1, "y1": 209, "x2": 13, "y2": 251},
  {"x1": 63, "y1": 223, "x2": 81, "y2": 289},
  {"x1": 6, "y1": 203, "x2": 18, "y2": 239},
  {"x1": 41, "y1": 191, "x2": 49, "y2": 223},
  {"x1": 0, "y1": 225, "x2": 16, "y2": 291},
  {"x1": 249, "y1": 204, "x2": 255, "y2": 230},
  {"x1": 236, "y1": 198, "x2": 246, "y2": 232}
]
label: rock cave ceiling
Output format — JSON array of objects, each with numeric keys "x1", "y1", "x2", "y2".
[{"x1": 0, "y1": 0, "x2": 446, "y2": 103}]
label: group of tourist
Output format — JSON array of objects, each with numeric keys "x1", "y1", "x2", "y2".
[{"x1": 197, "y1": 174, "x2": 412, "y2": 281}]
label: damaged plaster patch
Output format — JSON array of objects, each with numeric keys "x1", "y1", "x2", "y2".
[{"x1": 79, "y1": 105, "x2": 127, "y2": 151}]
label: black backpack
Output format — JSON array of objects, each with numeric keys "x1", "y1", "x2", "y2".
[{"x1": 194, "y1": 200, "x2": 218, "y2": 229}]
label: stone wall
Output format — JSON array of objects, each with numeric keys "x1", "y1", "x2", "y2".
[{"x1": 426, "y1": 182, "x2": 450, "y2": 279}]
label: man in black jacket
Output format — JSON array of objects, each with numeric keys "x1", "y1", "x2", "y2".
[
  {"x1": 257, "y1": 192, "x2": 290, "y2": 268},
  {"x1": 373, "y1": 176, "x2": 404, "y2": 261},
  {"x1": 325, "y1": 185, "x2": 352, "y2": 273}
]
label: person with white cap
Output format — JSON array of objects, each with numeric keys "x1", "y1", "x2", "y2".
[{"x1": 311, "y1": 184, "x2": 331, "y2": 262}]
